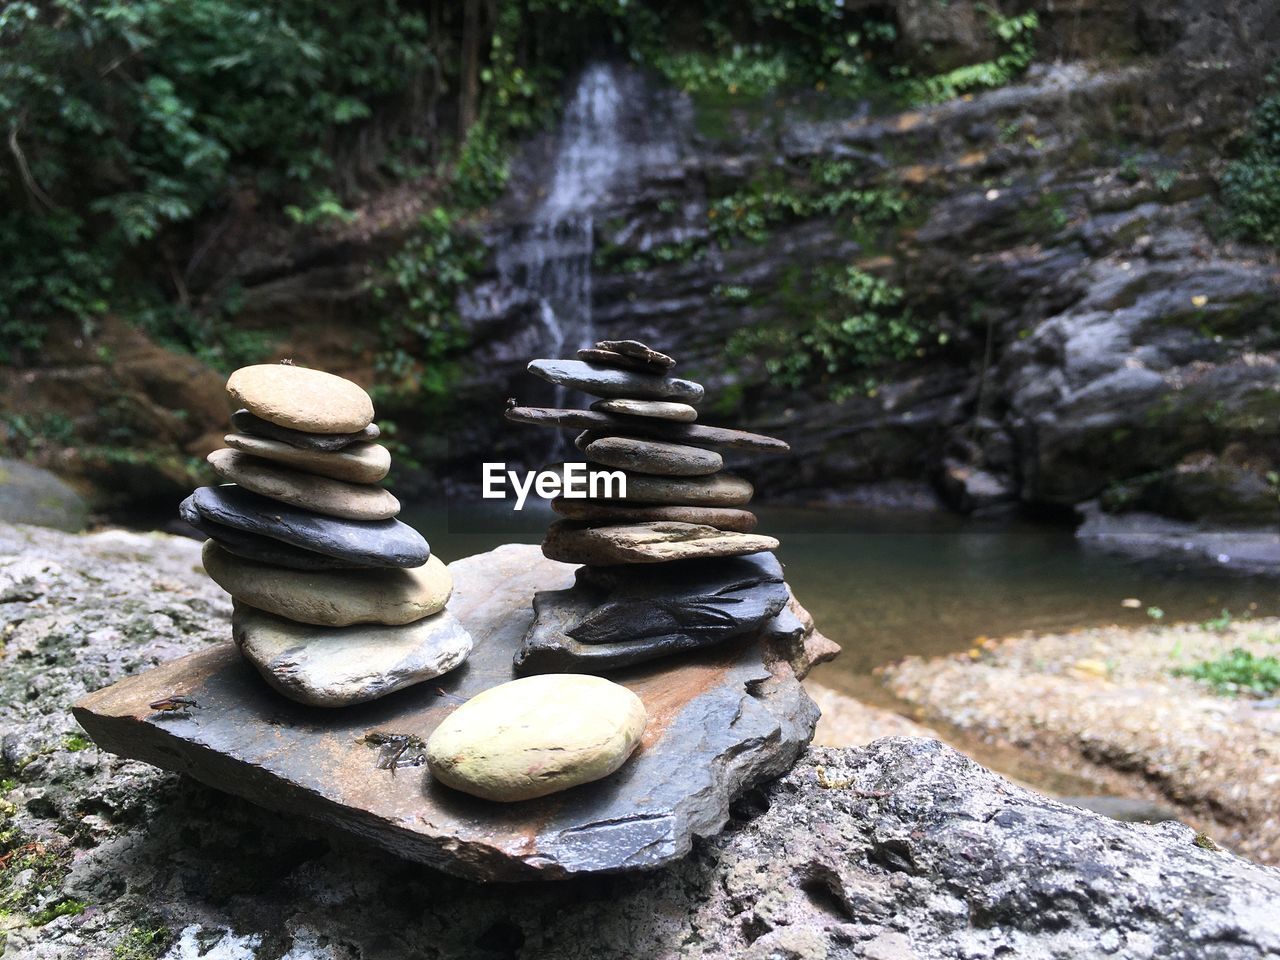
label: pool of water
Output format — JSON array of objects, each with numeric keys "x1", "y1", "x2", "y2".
[{"x1": 403, "y1": 502, "x2": 1280, "y2": 703}]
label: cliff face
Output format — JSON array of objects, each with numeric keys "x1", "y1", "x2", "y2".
[{"x1": 4, "y1": 0, "x2": 1278, "y2": 531}]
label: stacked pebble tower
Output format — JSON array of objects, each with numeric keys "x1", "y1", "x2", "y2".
[
  {"x1": 181, "y1": 363, "x2": 472, "y2": 707},
  {"x1": 516, "y1": 340, "x2": 787, "y2": 564},
  {"x1": 505, "y1": 341, "x2": 796, "y2": 674}
]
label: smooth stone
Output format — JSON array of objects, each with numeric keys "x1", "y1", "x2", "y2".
[
  {"x1": 74, "y1": 543, "x2": 832, "y2": 879},
  {"x1": 426, "y1": 674, "x2": 646, "y2": 802},
  {"x1": 527, "y1": 360, "x2": 703, "y2": 403},
  {"x1": 542, "y1": 520, "x2": 779, "y2": 565},
  {"x1": 207, "y1": 449, "x2": 399, "y2": 521},
  {"x1": 227, "y1": 364, "x2": 374, "y2": 434},
  {"x1": 231, "y1": 409, "x2": 379, "y2": 452},
  {"x1": 591, "y1": 399, "x2": 697, "y2": 422},
  {"x1": 595, "y1": 340, "x2": 675, "y2": 370},
  {"x1": 574, "y1": 430, "x2": 606, "y2": 452},
  {"x1": 224, "y1": 434, "x2": 391, "y2": 483},
  {"x1": 582, "y1": 470, "x2": 754, "y2": 507},
  {"x1": 202, "y1": 541, "x2": 451, "y2": 626},
  {"x1": 514, "y1": 553, "x2": 789, "y2": 673},
  {"x1": 584, "y1": 436, "x2": 722, "y2": 477},
  {"x1": 505, "y1": 407, "x2": 790, "y2": 454},
  {"x1": 576, "y1": 348, "x2": 667, "y2": 375},
  {"x1": 188, "y1": 485, "x2": 427, "y2": 568},
  {"x1": 233, "y1": 603, "x2": 472, "y2": 708},
  {"x1": 551, "y1": 499, "x2": 759, "y2": 533},
  {"x1": 180, "y1": 499, "x2": 370, "y2": 570}
]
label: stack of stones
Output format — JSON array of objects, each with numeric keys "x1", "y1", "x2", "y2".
[
  {"x1": 505, "y1": 340, "x2": 795, "y2": 674},
  {"x1": 181, "y1": 363, "x2": 472, "y2": 708}
]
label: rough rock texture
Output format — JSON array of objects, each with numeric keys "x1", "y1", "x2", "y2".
[
  {"x1": 4, "y1": 522, "x2": 1280, "y2": 957},
  {"x1": 73, "y1": 542, "x2": 825, "y2": 881}
]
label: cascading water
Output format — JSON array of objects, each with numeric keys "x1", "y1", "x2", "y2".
[{"x1": 497, "y1": 64, "x2": 627, "y2": 461}]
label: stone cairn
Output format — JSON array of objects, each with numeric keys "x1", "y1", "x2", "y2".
[
  {"x1": 180, "y1": 363, "x2": 472, "y2": 707},
  {"x1": 504, "y1": 340, "x2": 794, "y2": 674}
]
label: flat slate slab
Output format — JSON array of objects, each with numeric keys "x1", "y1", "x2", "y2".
[{"x1": 73, "y1": 544, "x2": 830, "y2": 881}]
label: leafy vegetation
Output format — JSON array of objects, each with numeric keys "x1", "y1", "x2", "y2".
[
  {"x1": 113, "y1": 923, "x2": 173, "y2": 960},
  {"x1": 1174, "y1": 648, "x2": 1280, "y2": 697},
  {"x1": 1221, "y1": 79, "x2": 1280, "y2": 246}
]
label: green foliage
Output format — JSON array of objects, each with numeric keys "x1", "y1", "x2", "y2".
[
  {"x1": 1221, "y1": 82, "x2": 1280, "y2": 246},
  {"x1": 729, "y1": 266, "x2": 927, "y2": 399},
  {"x1": 60, "y1": 733, "x2": 92, "y2": 753},
  {"x1": 1174, "y1": 648, "x2": 1280, "y2": 696},
  {"x1": 907, "y1": 8, "x2": 1039, "y2": 104},
  {"x1": 113, "y1": 924, "x2": 173, "y2": 960},
  {"x1": 31, "y1": 898, "x2": 87, "y2": 926}
]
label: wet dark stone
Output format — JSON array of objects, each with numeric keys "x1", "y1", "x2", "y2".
[
  {"x1": 527, "y1": 360, "x2": 703, "y2": 403},
  {"x1": 514, "y1": 552, "x2": 790, "y2": 674},
  {"x1": 506, "y1": 407, "x2": 790, "y2": 453},
  {"x1": 231, "y1": 409, "x2": 380, "y2": 452},
  {"x1": 577, "y1": 347, "x2": 667, "y2": 374},
  {"x1": 179, "y1": 496, "x2": 370, "y2": 570},
  {"x1": 595, "y1": 339, "x2": 676, "y2": 370},
  {"x1": 186, "y1": 485, "x2": 429, "y2": 568},
  {"x1": 73, "y1": 544, "x2": 823, "y2": 881}
]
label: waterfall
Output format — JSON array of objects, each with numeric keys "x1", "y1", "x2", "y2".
[{"x1": 497, "y1": 63, "x2": 628, "y2": 460}]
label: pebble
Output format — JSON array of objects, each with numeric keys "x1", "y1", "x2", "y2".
[
  {"x1": 505, "y1": 407, "x2": 789, "y2": 453},
  {"x1": 180, "y1": 501, "x2": 369, "y2": 570},
  {"x1": 233, "y1": 603, "x2": 472, "y2": 707},
  {"x1": 598, "y1": 471, "x2": 754, "y2": 507},
  {"x1": 584, "y1": 436, "x2": 722, "y2": 477},
  {"x1": 224, "y1": 434, "x2": 390, "y2": 483},
  {"x1": 202, "y1": 541, "x2": 451, "y2": 626},
  {"x1": 425, "y1": 674, "x2": 646, "y2": 802},
  {"x1": 550, "y1": 499, "x2": 758, "y2": 533},
  {"x1": 542, "y1": 520, "x2": 778, "y2": 564},
  {"x1": 186, "y1": 485, "x2": 428, "y2": 568},
  {"x1": 591, "y1": 399, "x2": 697, "y2": 422},
  {"x1": 230, "y1": 409, "x2": 379, "y2": 452},
  {"x1": 207, "y1": 449, "x2": 400, "y2": 521},
  {"x1": 227, "y1": 364, "x2": 374, "y2": 433},
  {"x1": 595, "y1": 340, "x2": 675, "y2": 370},
  {"x1": 527, "y1": 360, "x2": 703, "y2": 403}
]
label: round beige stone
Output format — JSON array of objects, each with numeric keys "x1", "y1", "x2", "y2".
[
  {"x1": 202, "y1": 541, "x2": 450, "y2": 626},
  {"x1": 426, "y1": 674, "x2": 647, "y2": 802},
  {"x1": 226, "y1": 364, "x2": 374, "y2": 433},
  {"x1": 223, "y1": 434, "x2": 390, "y2": 483},
  {"x1": 207, "y1": 449, "x2": 399, "y2": 521}
]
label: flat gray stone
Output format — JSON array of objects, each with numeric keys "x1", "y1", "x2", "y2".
[
  {"x1": 602, "y1": 471, "x2": 754, "y2": 506},
  {"x1": 515, "y1": 552, "x2": 791, "y2": 674},
  {"x1": 231, "y1": 409, "x2": 380, "y2": 452},
  {"x1": 542, "y1": 520, "x2": 778, "y2": 564},
  {"x1": 506, "y1": 406, "x2": 790, "y2": 453},
  {"x1": 73, "y1": 544, "x2": 829, "y2": 881},
  {"x1": 584, "y1": 436, "x2": 722, "y2": 477},
  {"x1": 186, "y1": 485, "x2": 427, "y2": 568},
  {"x1": 591, "y1": 399, "x2": 697, "y2": 422},
  {"x1": 233, "y1": 603, "x2": 472, "y2": 707},
  {"x1": 528, "y1": 360, "x2": 703, "y2": 403},
  {"x1": 551, "y1": 498, "x2": 759, "y2": 532},
  {"x1": 179, "y1": 502, "x2": 369, "y2": 570}
]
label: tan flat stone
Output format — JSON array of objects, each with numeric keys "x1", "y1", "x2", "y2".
[
  {"x1": 542, "y1": 520, "x2": 778, "y2": 564},
  {"x1": 207, "y1": 449, "x2": 399, "y2": 521},
  {"x1": 550, "y1": 499, "x2": 758, "y2": 532},
  {"x1": 202, "y1": 541, "x2": 450, "y2": 626},
  {"x1": 226, "y1": 364, "x2": 374, "y2": 433},
  {"x1": 426, "y1": 674, "x2": 646, "y2": 802},
  {"x1": 591, "y1": 399, "x2": 697, "y2": 422},
  {"x1": 223, "y1": 434, "x2": 390, "y2": 483}
]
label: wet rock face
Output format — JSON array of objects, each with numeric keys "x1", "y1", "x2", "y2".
[{"x1": 5, "y1": 521, "x2": 1280, "y2": 956}]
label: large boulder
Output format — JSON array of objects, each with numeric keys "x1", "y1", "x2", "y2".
[{"x1": 2, "y1": 521, "x2": 1280, "y2": 958}]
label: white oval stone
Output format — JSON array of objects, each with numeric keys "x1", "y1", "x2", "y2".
[
  {"x1": 226, "y1": 364, "x2": 374, "y2": 433},
  {"x1": 426, "y1": 674, "x2": 647, "y2": 802}
]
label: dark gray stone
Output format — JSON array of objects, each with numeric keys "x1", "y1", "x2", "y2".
[
  {"x1": 514, "y1": 553, "x2": 790, "y2": 673},
  {"x1": 595, "y1": 339, "x2": 675, "y2": 370},
  {"x1": 231, "y1": 409, "x2": 380, "y2": 451},
  {"x1": 179, "y1": 495, "x2": 369, "y2": 570},
  {"x1": 576, "y1": 347, "x2": 666, "y2": 374},
  {"x1": 527, "y1": 360, "x2": 703, "y2": 403},
  {"x1": 73, "y1": 543, "x2": 825, "y2": 881},
  {"x1": 506, "y1": 406, "x2": 790, "y2": 453},
  {"x1": 584, "y1": 436, "x2": 722, "y2": 476},
  {"x1": 186, "y1": 485, "x2": 429, "y2": 568}
]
